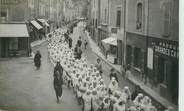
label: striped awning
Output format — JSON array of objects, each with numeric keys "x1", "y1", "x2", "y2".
[
  {"x1": 101, "y1": 34, "x2": 118, "y2": 46},
  {"x1": 30, "y1": 20, "x2": 43, "y2": 30},
  {"x1": 37, "y1": 19, "x2": 50, "y2": 27}
]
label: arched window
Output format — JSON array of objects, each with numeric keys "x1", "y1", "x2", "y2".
[{"x1": 136, "y1": 3, "x2": 142, "y2": 30}]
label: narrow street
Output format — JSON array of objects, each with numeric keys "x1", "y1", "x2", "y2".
[
  {"x1": 70, "y1": 22, "x2": 134, "y2": 88},
  {"x1": 70, "y1": 22, "x2": 166, "y2": 110},
  {"x1": 0, "y1": 42, "x2": 81, "y2": 111}
]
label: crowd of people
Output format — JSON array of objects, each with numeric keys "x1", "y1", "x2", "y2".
[{"x1": 45, "y1": 23, "x2": 173, "y2": 111}]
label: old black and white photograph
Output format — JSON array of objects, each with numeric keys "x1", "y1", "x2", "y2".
[{"x1": 0, "y1": 0, "x2": 181, "y2": 111}]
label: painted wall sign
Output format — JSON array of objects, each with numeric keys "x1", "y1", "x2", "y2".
[
  {"x1": 147, "y1": 48, "x2": 153, "y2": 69},
  {"x1": 152, "y1": 41, "x2": 178, "y2": 59}
]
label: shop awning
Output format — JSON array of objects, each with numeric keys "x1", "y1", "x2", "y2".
[
  {"x1": 0, "y1": 23, "x2": 29, "y2": 37},
  {"x1": 101, "y1": 35, "x2": 117, "y2": 46},
  {"x1": 37, "y1": 19, "x2": 50, "y2": 27},
  {"x1": 30, "y1": 20, "x2": 43, "y2": 30}
]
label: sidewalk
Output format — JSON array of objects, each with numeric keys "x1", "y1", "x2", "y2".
[
  {"x1": 31, "y1": 38, "x2": 46, "y2": 48},
  {"x1": 85, "y1": 30, "x2": 178, "y2": 110},
  {"x1": 30, "y1": 38, "x2": 47, "y2": 58}
]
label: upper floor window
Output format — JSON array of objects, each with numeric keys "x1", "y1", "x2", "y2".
[
  {"x1": 105, "y1": 8, "x2": 107, "y2": 23},
  {"x1": 0, "y1": 8, "x2": 7, "y2": 17},
  {"x1": 136, "y1": 3, "x2": 142, "y2": 30},
  {"x1": 162, "y1": 2, "x2": 171, "y2": 37},
  {"x1": 116, "y1": 8, "x2": 121, "y2": 28},
  {"x1": 0, "y1": 8, "x2": 8, "y2": 22}
]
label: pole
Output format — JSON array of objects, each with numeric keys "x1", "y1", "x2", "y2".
[
  {"x1": 123, "y1": 0, "x2": 127, "y2": 67},
  {"x1": 145, "y1": 0, "x2": 149, "y2": 84}
]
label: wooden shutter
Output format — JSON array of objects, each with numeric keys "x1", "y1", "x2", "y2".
[
  {"x1": 116, "y1": 10, "x2": 121, "y2": 28},
  {"x1": 163, "y1": 3, "x2": 171, "y2": 37}
]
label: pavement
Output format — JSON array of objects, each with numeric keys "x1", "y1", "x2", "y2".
[
  {"x1": 76, "y1": 22, "x2": 178, "y2": 110},
  {"x1": 30, "y1": 38, "x2": 47, "y2": 48},
  {"x1": 0, "y1": 42, "x2": 81, "y2": 111}
]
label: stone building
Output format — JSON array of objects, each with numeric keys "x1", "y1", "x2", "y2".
[{"x1": 125, "y1": 0, "x2": 178, "y2": 104}]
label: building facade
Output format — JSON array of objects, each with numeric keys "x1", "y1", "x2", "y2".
[
  {"x1": 124, "y1": 0, "x2": 178, "y2": 104},
  {"x1": 0, "y1": 0, "x2": 31, "y2": 57},
  {"x1": 89, "y1": 0, "x2": 178, "y2": 105},
  {"x1": 146, "y1": 0, "x2": 179, "y2": 104}
]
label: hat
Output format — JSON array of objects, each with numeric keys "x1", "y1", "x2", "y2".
[
  {"x1": 92, "y1": 90, "x2": 97, "y2": 95},
  {"x1": 86, "y1": 90, "x2": 91, "y2": 95},
  {"x1": 138, "y1": 93, "x2": 143, "y2": 97},
  {"x1": 111, "y1": 77, "x2": 116, "y2": 81}
]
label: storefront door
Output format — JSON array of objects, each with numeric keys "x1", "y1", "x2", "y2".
[
  {"x1": 126, "y1": 45, "x2": 132, "y2": 65},
  {"x1": 117, "y1": 40, "x2": 123, "y2": 65},
  {"x1": 0, "y1": 38, "x2": 8, "y2": 57},
  {"x1": 157, "y1": 57, "x2": 165, "y2": 83}
]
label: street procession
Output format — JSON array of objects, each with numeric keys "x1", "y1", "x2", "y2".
[
  {"x1": 0, "y1": 0, "x2": 179, "y2": 111},
  {"x1": 44, "y1": 22, "x2": 160, "y2": 111}
]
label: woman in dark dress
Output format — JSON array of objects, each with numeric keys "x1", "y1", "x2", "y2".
[
  {"x1": 34, "y1": 50, "x2": 42, "y2": 70},
  {"x1": 54, "y1": 71, "x2": 63, "y2": 103},
  {"x1": 54, "y1": 61, "x2": 63, "y2": 77}
]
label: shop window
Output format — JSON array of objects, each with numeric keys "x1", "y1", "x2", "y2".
[
  {"x1": 0, "y1": 8, "x2": 8, "y2": 22},
  {"x1": 9, "y1": 38, "x2": 18, "y2": 50},
  {"x1": 162, "y1": 2, "x2": 171, "y2": 37},
  {"x1": 116, "y1": 9, "x2": 121, "y2": 28},
  {"x1": 136, "y1": 3, "x2": 142, "y2": 30},
  {"x1": 134, "y1": 47, "x2": 141, "y2": 68}
]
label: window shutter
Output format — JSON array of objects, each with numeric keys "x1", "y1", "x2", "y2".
[
  {"x1": 116, "y1": 10, "x2": 121, "y2": 28},
  {"x1": 163, "y1": 3, "x2": 171, "y2": 37},
  {"x1": 136, "y1": 3, "x2": 142, "y2": 30}
]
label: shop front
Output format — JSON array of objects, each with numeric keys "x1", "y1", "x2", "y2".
[
  {"x1": 147, "y1": 37, "x2": 178, "y2": 103},
  {"x1": 101, "y1": 34, "x2": 118, "y2": 64},
  {"x1": 0, "y1": 23, "x2": 30, "y2": 57},
  {"x1": 30, "y1": 20, "x2": 43, "y2": 41},
  {"x1": 37, "y1": 19, "x2": 50, "y2": 36},
  {"x1": 98, "y1": 24, "x2": 109, "y2": 55},
  {"x1": 125, "y1": 32, "x2": 146, "y2": 74}
]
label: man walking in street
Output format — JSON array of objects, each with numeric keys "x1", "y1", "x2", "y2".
[
  {"x1": 54, "y1": 61, "x2": 63, "y2": 78},
  {"x1": 34, "y1": 50, "x2": 42, "y2": 70},
  {"x1": 74, "y1": 44, "x2": 83, "y2": 59},
  {"x1": 77, "y1": 36, "x2": 82, "y2": 47},
  {"x1": 84, "y1": 39, "x2": 88, "y2": 49},
  {"x1": 53, "y1": 70, "x2": 63, "y2": 103},
  {"x1": 68, "y1": 36, "x2": 73, "y2": 49},
  {"x1": 95, "y1": 58, "x2": 103, "y2": 77}
]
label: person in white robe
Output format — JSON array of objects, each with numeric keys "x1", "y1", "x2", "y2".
[
  {"x1": 83, "y1": 90, "x2": 92, "y2": 111},
  {"x1": 108, "y1": 77, "x2": 119, "y2": 95}
]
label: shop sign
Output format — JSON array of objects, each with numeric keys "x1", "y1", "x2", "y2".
[{"x1": 152, "y1": 41, "x2": 178, "y2": 58}]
